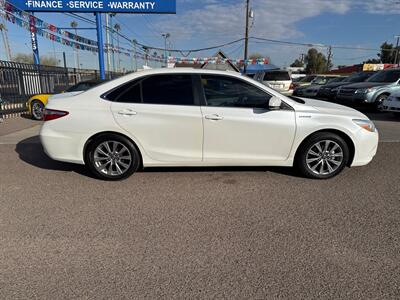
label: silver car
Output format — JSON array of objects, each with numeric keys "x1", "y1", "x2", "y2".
[{"x1": 336, "y1": 68, "x2": 400, "y2": 111}]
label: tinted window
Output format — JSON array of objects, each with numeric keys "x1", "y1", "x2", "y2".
[
  {"x1": 367, "y1": 70, "x2": 400, "y2": 83},
  {"x1": 105, "y1": 80, "x2": 142, "y2": 103},
  {"x1": 201, "y1": 75, "x2": 272, "y2": 108},
  {"x1": 263, "y1": 71, "x2": 291, "y2": 81},
  {"x1": 141, "y1": 75, "x2": 194, "y2": 105}
]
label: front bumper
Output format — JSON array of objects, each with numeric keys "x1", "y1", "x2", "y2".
[{"x1": 351, "y1": 128, "x2": 379, "y2": 167}]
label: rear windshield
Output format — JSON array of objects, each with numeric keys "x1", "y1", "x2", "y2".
[{"x1": 263, "y1": 71, "x2": 291, "y2": 81}]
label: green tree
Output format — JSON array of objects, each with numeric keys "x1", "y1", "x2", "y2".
[
  {"x1": 290, "y1": 59, "x2": 304, "y2": 68},
  {"x1": 304, "y1": 48, "x2": 328, "y2": 74},
  {"x1": 378, "y1": 42, "x2": 395, "y2": 63},
  {"x1": 13, "y1": 53, "x2": 59, "y2": 66}
]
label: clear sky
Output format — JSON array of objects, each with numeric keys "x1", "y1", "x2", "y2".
[{"x1": 1, "y1": 0, "x2": 400, "y2": 71}]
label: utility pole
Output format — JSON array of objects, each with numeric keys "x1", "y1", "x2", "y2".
[
  {"x1": 132, "y1": 39, "x2": 138, "y2": 72},
  {"x1": 105, "y1": 14, "x2": 111, "y2": 74},
  {"x1": 394, "y1": 35, "x2": 400, "y2": 65},
  {"x1": 162, "y1": 33, "x2": 170, "y2": 67},
  {"x1": 243, "y1": 0, "x2": 250, "y2": 74}
]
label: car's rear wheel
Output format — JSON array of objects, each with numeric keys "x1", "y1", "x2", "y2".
[
  {"x1": 86, "y1": 134, "x2": 141, "y2": 181},
  {"x1": 296, "y1": 132, "x2": 349, "y2": 179},
  {"x1": 31, "y1": 100, "x2": 44, "y2": 120},
  {"x1": 375, "y1": 94, "x2": 388, "y2": 112}
]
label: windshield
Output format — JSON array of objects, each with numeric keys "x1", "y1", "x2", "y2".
[
  {"x1": 367, "y1": 70, "x2": 400, "y2": 83},
  {"x1": 298, "y1": 75, "x2": 316, "y2": 83},
  {"x1": 263, "y1": 71, "x2": 291, "y2": 81},
  {"x1": 312, "y1": 76, "x2": 338, "y2": 85},
  {"x1": 328, "y1": 77, "x2": 346, "y2": 83}
]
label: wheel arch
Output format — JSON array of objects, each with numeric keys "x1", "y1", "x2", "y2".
[
  {"x1": 294, "y1": 129, "x2": 355, "y2": 167},
  {"x1": 83, "y1": 131, "x2": 143, "y2": 167}
]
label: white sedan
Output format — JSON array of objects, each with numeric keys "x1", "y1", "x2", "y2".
[{"x1": 40, "y1": 68, "x2": 379, "y2": 180}]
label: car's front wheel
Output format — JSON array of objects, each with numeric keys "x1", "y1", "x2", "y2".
[
  {"x1": 296, "y1": 132, "x2": 349, "y2": 179},
  {"x1": 86, "y1": 134, "x2": 141, "y2": 181},
  {"x1": 31, "y1": 100, "x2": 44, "y2": 120}
]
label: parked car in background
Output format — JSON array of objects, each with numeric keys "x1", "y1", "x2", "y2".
[
  {"x1": 336, "y1": 68, "x2": 400, "y2": 111},
  {"x1": 293, "y1": 76, "x2": 344, "y2": 97},
  {"x1": 382, "y1": 90, "x2": 400, "y2": 118},
  {"x1": 40, "y1": 68, "x2": 378, "y2": 181},
  {"x1": 317, "y1": 72, "x2": 375, "y2": 100},
  {"x1": 28, "y1": 79, "x2": 105, "y2": 120},
  {"x1": 292, "y1": 75, "x2": 317, "y2": 89},
  {"x1": 254, "y1": 70, "x2": 294, "y2": 95}
]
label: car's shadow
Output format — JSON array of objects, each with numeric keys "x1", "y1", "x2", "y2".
[
  {"x1": 15, "y1": 136, "x2": 95, "y2": 178},
  {"x1": 15, "y1": 136, "x2": 302, "y2": 179}
]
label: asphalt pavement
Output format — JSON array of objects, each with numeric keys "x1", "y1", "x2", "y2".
[{"x1": 0, "y1": 113, "x2": 399, "y2": 299}]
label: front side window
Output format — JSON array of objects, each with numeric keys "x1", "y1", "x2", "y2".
[
  {"x1": 141, "y1": 75, "x2": 195, "y2": 105},
  {"x1": 201, "y1": 75, "x2": 272, "y2": 109}
]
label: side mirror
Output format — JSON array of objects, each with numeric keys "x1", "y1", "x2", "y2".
[{"x1": 269, "y1": 96, "x2": 282, "y2": 110}]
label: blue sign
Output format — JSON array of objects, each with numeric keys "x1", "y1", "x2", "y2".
[{"x1": 8, "y1": 0, "x2": 176, "y2": 13}]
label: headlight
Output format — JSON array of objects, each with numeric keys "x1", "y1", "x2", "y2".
[
  {"x1": 356, "y1": 88, "x2": 376, "y2": 94},
  {"x1": 353, "y1": 119, "x2": 376, "y2": 132}
]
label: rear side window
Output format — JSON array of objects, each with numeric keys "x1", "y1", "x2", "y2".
[
  {"x1": 105, "y1": 80, "x2": 142, "y2": 103},
  {"x1": 263, "y1": 72, "x2": 291, "y2": 81},
  {"x1": 104, "y1": 74, "x2": 195, "y2": 105},
  {"x1": 141, "y1": 75, "x2": 195, "y2": 105}
]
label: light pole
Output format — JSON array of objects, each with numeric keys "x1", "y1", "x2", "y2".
[
  {"x1": 162, "y1": 33, "x2": 170, "y2": 67},
  {"x1": 243, "y1": 0, "x2": 251, "y2": 74},
  {"x1": 70, "y1": 21, "x2": 80, "y2": 69}
]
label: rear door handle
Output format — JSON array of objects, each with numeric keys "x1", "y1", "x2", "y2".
[
  {"x1": 118, "y1": 109, "x2": 137, "y2": 116},
  {"x1": 205, "y1": 114, "x2": 223, "y2": 121}
]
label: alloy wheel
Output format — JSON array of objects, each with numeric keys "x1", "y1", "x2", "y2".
[
  {"x1": 93, "y1": 141, "x2": 132, "y2": 176},
  {"x1": 32, "y1": 102, "x2": 44, "y2": 120},
  {"x1": 306, "y1": 140, "x2": 344, "y2": 175}
]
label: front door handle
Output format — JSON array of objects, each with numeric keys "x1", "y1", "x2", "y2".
[
  {"x1": 205, "y1": 114, "x2": 223, "y2": 121},
  {"x1": 118, "y1": 109, "x2": 137, "y2": 116}
]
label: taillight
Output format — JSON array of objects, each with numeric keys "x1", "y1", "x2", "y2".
[
  {"x1": 43, "y1": 109, "x2": 69, "y2": 121},
  {"x1": 289, "y1": 83, "x2": 295, "y2": 90}
]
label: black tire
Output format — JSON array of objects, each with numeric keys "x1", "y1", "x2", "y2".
[
  {"x1": 31, "y1": 100, "x2": 44, "y2": 120},
  {"x1": 85, "y1": 134, "x2": 141, "y2": 181},
  {"x1": 295, "y1": 132, "x2": 350, "y2": 179},
  {"x1": 375, "y1": 94, "x2": 388, "y2": 112}
]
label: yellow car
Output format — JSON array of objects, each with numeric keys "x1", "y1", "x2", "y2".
[{"x1": 28, "y1": 80, "x2": 104, "y2": 120}]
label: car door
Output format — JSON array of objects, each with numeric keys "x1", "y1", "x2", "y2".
[
  {"x1": 109, "y1": 74, "x2": 203, "y2": 163},
  {"x1": 199, "y1": 74, "x2": 296, "y2": 163}
]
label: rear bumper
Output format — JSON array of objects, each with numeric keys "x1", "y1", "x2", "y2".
[{"x1": 40, "y1": 124, "x2": 85, "y2": 165}]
